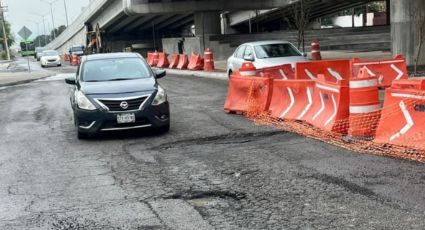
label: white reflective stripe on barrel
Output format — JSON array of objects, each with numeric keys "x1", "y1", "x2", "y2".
[
  {"x1": 349, "y1": 79, "x2": 378, "y2": 89},
  {"x1": 349, "y1": 104, "x2": 381, "y2": 114},
  {"x1": 240, "y1": 71, "x2": 256, "y2": 76}
]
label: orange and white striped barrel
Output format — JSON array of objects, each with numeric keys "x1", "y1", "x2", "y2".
[
  {"x1": 348, "y1": 67, "x2": 381, "y2": 139},
  {"x1": 311, "y1": 40, "x2": 322, "y2": 60},
  {"x1": 204, "y1": 48, "x2": 215, "y2": 72}
]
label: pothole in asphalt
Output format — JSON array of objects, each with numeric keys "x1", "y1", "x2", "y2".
[
  {"x1": 37, "y1": 73, "x2": 76, "y2": 82},
  {"x1": 164, "y1": 190, "x2": 246, "y2": 208}
]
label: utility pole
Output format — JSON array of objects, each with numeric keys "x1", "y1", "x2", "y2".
[
  {"x1": 0, "y1": 1, "x2": 10, "y2": 60},
  {"x1": 32, "y1": 13, "x2": 48, "y2": 46},
  {"x1": 41, "y1": 0, "x2": 58, "y2": 39},
  {"x1": 63, "y1": 0, "x2": 69, "y2": 27}
]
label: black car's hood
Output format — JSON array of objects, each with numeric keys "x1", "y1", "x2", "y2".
[{"x1": 80, "y1": 78, "x2": 156, "y2": 95}]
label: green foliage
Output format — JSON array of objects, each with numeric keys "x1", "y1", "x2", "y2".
[
  {"x1": 0, "y1": 51, "x2": 14, "y2": 60},
  {"x1": 50, "y1": 25, "x2": 67, "y2": 38},
  {"x1": 0, "y1": 20, "x2": 14, "y2": 47},
  {"x1": 341, "y1": 2, "x2": 386, "y2": 16}
]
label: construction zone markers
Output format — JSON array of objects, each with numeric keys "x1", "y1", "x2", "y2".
[
  {"x1": 352, "y1": 55, "x2": 408, "y2": 88},
  {"x1": 374, "y1": 79, "x2": 425, "y2": 150},
  {"x1": 224, "y1": 56, "x2": 425, "y2": 163}
]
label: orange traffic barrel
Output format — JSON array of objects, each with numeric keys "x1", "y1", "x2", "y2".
[
  {"x1": 203, "y1": 48, "x2": 215, "y2": 71},
  {"x1": 348, "y1": 67, "x2": 381, "y2": 139},
  {"x1": 311, "y1": 40, "x2": 321, "y2": 60}
]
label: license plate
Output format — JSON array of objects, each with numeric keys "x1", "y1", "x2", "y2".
[{"x1": 117, "y1": 113, "x2": 136, "y2": 124}]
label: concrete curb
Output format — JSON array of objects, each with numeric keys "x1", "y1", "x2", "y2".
[
  {"x1": 0, "y1": 73, "x2": 52, "y2": 88},
  {"x1": 154, "y1": 68, "x2": 228, "y2": 81}
]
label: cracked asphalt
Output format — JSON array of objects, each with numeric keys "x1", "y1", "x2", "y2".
[{"x1": 1, "y1": 64, "x2": 425, "y2": 229}]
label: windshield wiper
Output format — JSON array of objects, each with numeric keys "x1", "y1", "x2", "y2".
[{"x1": 106, "y1": 78, "x2": 138, "y2": 81}]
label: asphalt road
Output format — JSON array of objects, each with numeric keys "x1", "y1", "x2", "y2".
[{"x1": 1, "y1": 65, "x2": 425, "y2": 229}]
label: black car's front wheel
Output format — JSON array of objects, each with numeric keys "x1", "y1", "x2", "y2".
[{"x1": 77, "y1": 130, "x2": 88, "y2": 139}]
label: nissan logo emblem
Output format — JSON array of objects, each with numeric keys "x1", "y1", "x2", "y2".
[{"x1": 120, "y1": 101, "x2": 129, "y2": 109}]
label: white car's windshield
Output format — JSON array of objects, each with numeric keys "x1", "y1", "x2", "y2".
[
  {"x1": 42, "y1": 51, "x2": 59, "y2": 56},
  {"x1": 254, "y1": 43, "x2": 302, "y2": 59}
]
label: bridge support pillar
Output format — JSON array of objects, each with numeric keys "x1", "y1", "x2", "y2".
[
  {"x1": 391, "y1": 0, "x2": 425, "y2": 67},
  {"x1": 194, "y1": 11, "x2": 221, "y2": 50}
]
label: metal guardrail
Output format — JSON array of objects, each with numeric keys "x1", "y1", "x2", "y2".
[{"x1": 46, "y1": 0, "x2": 109, "y2": 50}]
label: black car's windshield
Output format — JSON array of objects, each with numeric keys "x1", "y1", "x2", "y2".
[
  {"x1": 71, "y1": 46, "x2": 83, "y2": 52},
  {"x1": 254, "y1": 43, "x2": 302, "y2": 59},
  {"x1": 82, "y1": 57, "x2": 152, "y2": 82}
]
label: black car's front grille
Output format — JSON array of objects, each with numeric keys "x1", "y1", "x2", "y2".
[{"x1": 97, "y1": 96, "x2": 149, "y2": 112}]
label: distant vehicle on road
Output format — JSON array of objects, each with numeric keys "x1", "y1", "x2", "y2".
[
  {"x1": 69, "y1": 45, "x2": 85, "y2": 57},
  {"x1": 65, "y1": 52, "x2": 170, "y2": 139},
  {"x1": 226, "y1": 40, "x2": 307, "y2": 77},
  {"x1": 35, "y1": 47, "x2": 47, "y2": 61},
  {"x1": 40, "y1": 50, "x2": 62, "y2": 68},
  {"x1": 20, "y1": 39, "x2": 36, "y2": 57}
]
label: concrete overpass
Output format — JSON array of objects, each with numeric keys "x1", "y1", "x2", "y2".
[{"x1": 46, "y1": 0, "x2": 425, "y2": 66}]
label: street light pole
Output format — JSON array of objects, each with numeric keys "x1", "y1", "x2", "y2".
[
  {"x1": 31, "y1": 13, "x2": 49, "y2": 46},
  {"x1": 41, "y1": 0, "x2": 58, "y2": 39},
  {"x1": 63, "y1": 0, "x2": 69, "y2": 27}
]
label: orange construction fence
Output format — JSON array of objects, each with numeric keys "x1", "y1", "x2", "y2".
[{"x1": 352, "y1": 55, "x2": 408, "y2": 88}]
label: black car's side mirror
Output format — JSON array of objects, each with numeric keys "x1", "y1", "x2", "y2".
[
  {"x1": 65, "y1": 76, "x2": 76, "y2": 85},
  {"x1": 155, "y1": 69, "x2": 166, "y2": 79}
]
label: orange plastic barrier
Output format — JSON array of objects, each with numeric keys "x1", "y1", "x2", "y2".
[
  {"x1": 169, "y1": 54, "x2": 179, "y2": 69},
  {"x1": 269, "y1": 79, "x2": 315, "y2": 121},
  {"x1": 224, "y1": 76, "x2": 273, "y2": 114},
  {"x1": 257, "y1": 64, "x2": 295, "y2": 79},
  {"x1": 305, "y1": 75, "x2": 350, "y2": 133},
  {"x1": 147, "y1": 52, "x2": 154, "y2": 66},
  {"x1": 71, "y1": 55, "x2": 80, "y2": 66},
  {"x1": 187, "y1": 52, "x2": 204, "y2": 70},
  {"x1": 295, "y1": 60, "x2": 351, "y2": 83},
  {"x1": 156, "y1": 52, "x2": 169, "y2": 68},
  {"x1": 374, "y1": 79, "x2": 425, "y2": 150},
  {"x1": 347, "y1": 67, "x2": 381, "y2": 139},
  {"x1": 147, "y1": 51, "x2": 159, "y2": 67},
  {"x1": 177, "y1": 54, "x2": 189, "y2": 70},
  {"x1": 352, "y1": 55, "x2": 408, "y2": 88},
  {"x1": 204, "y1": 48, "x2": 215, "y2": 71}
]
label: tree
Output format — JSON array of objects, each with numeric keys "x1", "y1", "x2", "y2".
[
  {"x1": 33, "y1": 35, "x2": 51, "y2": 47},
  {"x1": 0, "y1": 19, "x2": 14, "y2": 49},
  {"x1": 50, "y1": 25, "x2": 66, "y2": 39},
  {"x1": 413, "y1": 6, "x2": 425, "y2": 75},
  {"x1": 285, "y1": 0, "x2": 311, "y2": 52}
]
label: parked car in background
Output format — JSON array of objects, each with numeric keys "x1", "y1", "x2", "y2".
[
  {"x1": 35, "y1": 47, "x2": 47, "y2": 61},
  {"x1": 65, "y1": 52, "x2": 170, "y2": 139},
  {"x1": 226, "y1": 40, "x2": 307, "y2": 77},
  {"x1": 40, "y1": 50, "x2": 62, "y2": 68},
  {"x1": 69, "y1": 45, "x2": 85, "y2": 57}
]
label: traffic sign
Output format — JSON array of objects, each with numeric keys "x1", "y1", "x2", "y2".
[{"x1": 18, "y1": 26, "x2": 32, "y2": 40}]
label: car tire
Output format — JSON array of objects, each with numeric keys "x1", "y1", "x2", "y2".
[
  {"x1": 58, "y1": 64, "x2": 62, "y2": 67},
  {"x1": 228, "y1": 70, "x2": 233, "y2": 79},
  {"x1": 77, "y1": 130, "x2": 89, "y2": 139},
  {"x1": 157, "y1": 123, "x2": 170, "y2": 133},
  {"x1": 41, "y1": 65, "x2": 45, "y2": 68}
]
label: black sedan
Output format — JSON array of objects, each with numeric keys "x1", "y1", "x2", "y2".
[{"x1": 65, "y1": 52, "x2": 170, "y2": 139}]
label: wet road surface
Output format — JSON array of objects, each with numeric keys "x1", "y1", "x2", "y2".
[{"x1": 1, "y1": 68, "x2": 425, "y2": 229}]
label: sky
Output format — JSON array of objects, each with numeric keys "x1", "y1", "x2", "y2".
[{"x1": 4, "y1": 0, "x2": 90, "y2": 42}]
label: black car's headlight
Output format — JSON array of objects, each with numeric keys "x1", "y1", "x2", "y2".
[
  {"x1": 152, "y1": 85, "x2": 167, "y2": 105},
  {"x1": 76, "y1": 91, "x2": 96, "y2": 110}
]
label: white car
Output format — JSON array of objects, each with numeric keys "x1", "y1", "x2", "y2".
[
  {"x1": 226, "y1": 40, "x2": 307, "y2": 77},
  {"x1": 40, "y1": 50, "x2": 62, "y2": 68}
]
